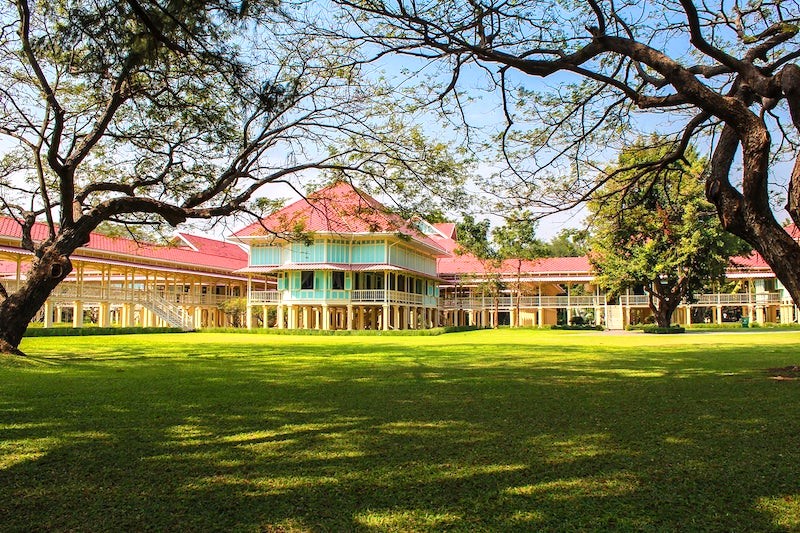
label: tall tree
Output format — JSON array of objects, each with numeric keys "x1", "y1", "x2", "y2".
[
  {"x1": 0, "y1": 0, "x2": 460, "y2": 354},
  {"x1": 492, "y1": 212, "x2": 546, "y2": 326},
  {"x1": 589, "y1": 140, "x2": 747, "y2": 327},
  {"x1": 337, "y1": 0, "x2": 800, "y2": 318},
  {"x1": 454, "y1": 213, "x2": 545, "y2": 327},
  {"x1": 546, "y1": 229, "x2": 590, "y2": 258},
  {"x1": 453, "y1": 214, "x2": 503, "y2": 326}
]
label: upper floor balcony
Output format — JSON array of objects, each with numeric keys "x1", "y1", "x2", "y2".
[
  {"x1": 1, "y1": 279, "x2": 238, "y2": 307},
  {"x1": 249, "y1": 288, "x2": 438, "y2": 307},
  {"x1": 439, "y1": 292, "x2": 786, "y2": 311}
]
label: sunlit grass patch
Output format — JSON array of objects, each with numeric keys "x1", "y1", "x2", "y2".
[
  {"x1": 354, "y1": 508, "x2": 463, "y2": 531},
  {"x1": 504, "y1": 473, "x2": 640, "y2": 500},
  {"x1": 757, "y1": 494, "x2": 800, "y2": 529},
  {"x1": 2, "y1": 329, "x2": 800, "y2": 531}
]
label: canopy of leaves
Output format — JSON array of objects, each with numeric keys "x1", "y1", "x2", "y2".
[
  {"x1": 544, "y1": 228, "x2": 590, "y2": 257},
  {"x1": 589, "y1": 139, "x2": 748, "y2": 299}
]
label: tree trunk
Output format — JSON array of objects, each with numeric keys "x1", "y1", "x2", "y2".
[
  {"x1": 0, "y1": 248, "x2": 73, "y2": 355},
  {"x1": 651, "y1": 302, "x2": 677, "y2": 328},
  {"x1": 708, "y1": 125, "x2": 800, "y2": 313},
  {"x1": 731, "y1": 217, "x2": 800, "y2": 315},
  {"x1": 648, "y1": 284, "x2": 680, "y2": 328}
]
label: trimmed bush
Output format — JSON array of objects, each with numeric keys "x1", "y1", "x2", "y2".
[
  {"x1": 687, "y1": 322, "x2": 800, "y2": 330},
  {"x1": 642, "y1": 325, "x2": 685, "y2": 334},
  {"x1": 24, "y1": 326, "x2": 184, "y2": 337},
  {"x1": 198, "y1": 325, "x2": 482, "y2": 336},
  {"x1": 687, "y1": 322, "x2": 749, "y2": 330},
  {"x1": 550, "y1": 324, "x2": 604, "y2": 331}
]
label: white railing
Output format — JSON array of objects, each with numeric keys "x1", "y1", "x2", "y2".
[
  {"x1": 142, "y1": 292, "x2": 194, "y2": 331},
  {"x1": 692, "y1": 292, "x2": 781, "y2": 305},
  {"x1": 442, "y1": 295, "x2": 603, "y2": 310},
  {"x1": 350, "y1": 289, "x2": 384, "y2": 302},
  {"x1": 440, "y1": 292, "x2": 786, "y2": 311},
  {"x1": 387, "y1": 290, "x2": 425, "y2": 305},
  {"x1": 247, "y1": 289, "x2": 430, "y2": 306},
  {"x1": 249, "y1": 290, "x2": 282, "y2": 304},
  {"x1": 29, "y1": 281, "x2": 238, "y2": 308},
  {"x1": 619, "y1": 295, "x2": 650, "y2": 306}
]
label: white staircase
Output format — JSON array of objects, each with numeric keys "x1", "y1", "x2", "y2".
[{"x1": 141, "y1": 292, "x2": 195, "y2": 331}]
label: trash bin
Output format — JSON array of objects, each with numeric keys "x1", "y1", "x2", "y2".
[{"x1": 741, "y1": 317, "x2": 750, "y2": 328}]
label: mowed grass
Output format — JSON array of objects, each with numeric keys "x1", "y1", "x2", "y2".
[{"x1": 2, "y1": 329, "x2": 800, "y2": 532}]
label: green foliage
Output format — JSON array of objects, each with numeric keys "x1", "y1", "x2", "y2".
[
  {"x1": 641, "y1": 325, "x2": 686, "y2": 334},
  {"x1": 492, "y1": 210, "x2": 547, "y2": 261},
  {"x1": 23, "y1": 327, "x2": 183, "y2": 337},
  {"x1": 217, "y1": 297, "x2": 248, "y2": 328},
  {"x1": 550, "y1": 324, "x2": 604, "y2": 331},
  {"x1": 455, "y1": 214, "x2": 494, "y2": 259},
  {"x1": 688, "y1": 322, "x2": 800, "y2": 330},
  {"x1": 545, "y1": 228, "x2": 590, "y2": 257},
  {"x1": 200, "y1": 325, "x2": 481, "y2": 336},
  {"x1": 455, "y1": 211, "x2": 546, "y2": 262},
  {"x1": 590, "y1": 138, "x2": 749, "y2": 326}
]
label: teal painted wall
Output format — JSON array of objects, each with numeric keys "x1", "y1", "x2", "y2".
[
  {"x1": 351, "y1": 241, "x2": 386, "y2": 263},
  {"x1": 327, "y1": 240, "x2": 349, "y2": 263},
  {"x1": 291, "y1": 242, "x2": 325, "y2": 263},
  {"x1": 251, "y1": 245, "x2": 281, "y2": 266}
]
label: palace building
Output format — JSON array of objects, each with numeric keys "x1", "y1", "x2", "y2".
[
  {"x1": 230, "y1": 182, "x2": 447, "y2": 331},
  {"x1": 1, "y1": 182, "x2": 798, "y2": 331},
  {"x1": 0, "y1": 217, "x2": 258, "y2": 330}
]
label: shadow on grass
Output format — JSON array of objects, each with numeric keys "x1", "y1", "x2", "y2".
[{"x1": 2, "y1": 335, "x2": 800, "y2": 531}]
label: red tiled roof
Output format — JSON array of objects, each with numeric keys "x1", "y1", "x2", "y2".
[
  {"x1": 233, "y1": 182, "x2": 447, "y2": 254},
  {"x1": 729, "y1": 252, "x2": 771, "y2": 270},
  {"x1": 433, "y1": 223, "x2": 457, "y2": 239},
  {"x1": 173, "y1": 233, "x2": 248, "y2": 261},
  {"x1": 430, "y1": 234, "x2": 460, "y2": 254},
  {"x1": 0, "y1": 216, "x2": 247, "y2": 272},
  {"x1": 438, "y1": 251, "x2": 591, "y2": 276}
]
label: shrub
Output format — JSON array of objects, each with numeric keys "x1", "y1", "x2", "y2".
[
  {"x1": 24, "y1": 327, "x2": 184, "y2": 337},
  {"x1": 642, "y1": 325, "x2": 685, "y2": 334},
  {"x1": 198, "y1": 325, "x2": 483, "y2": 336},
  {"x1": 551, "y1": 324, "x2": 604, "y2": 331}
]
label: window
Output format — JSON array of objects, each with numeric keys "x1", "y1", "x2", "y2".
[
  {"x1": 301, "y1": 270, "x2": 314, "y2": 290},
  {"x1": 332, "y1": 271, "x2": 345, "y2": 290}
]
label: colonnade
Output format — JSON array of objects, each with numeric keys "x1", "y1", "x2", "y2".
[{"x1": 246, "y1": 303, "x2": 440, "y2": 331}]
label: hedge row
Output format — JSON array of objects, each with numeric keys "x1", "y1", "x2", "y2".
[
  {"x1": 550, "y1": 324, "x2": 605, "y2": 331},
  {"x1": 688, "y1": 322, "x2": 800, "y2": 330},
  {"x1": 23, "y1": 326, "x2": 185, "y2": 337},
  {"x1": 199, "y1": 325, "x2": 482, "y2": 336},
  {"x1": 641, "y1": 325, "x2": 686, "y2": 334}
]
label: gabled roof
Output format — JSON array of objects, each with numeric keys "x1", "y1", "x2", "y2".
[
  {"x1": 172, "y1": 233, "x2": 248, "y2": 262},
  {"x1": 0, "y1": 216, "x2": 247, "y2": 273},
  {"x1": 438, "y1": 251, "x2": 592, "y2": 278},
  {"x1": 232, "y1": 181, "x2": 448, "y2": 255},
  {"x1": 433, "y1": 223, "x2": 457, "y2": 239}
]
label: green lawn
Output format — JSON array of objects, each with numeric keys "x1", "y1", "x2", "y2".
[{"x1": 3, "y1": 329, "x2": 800, "y2": 532}]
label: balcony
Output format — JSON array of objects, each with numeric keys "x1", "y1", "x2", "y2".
[
  {"x1": 439, "y1": 292, "x2": 786, "y2": 311},
  {"x1": 248, "y1": 289, "x2": 434, "y2": 306}
]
